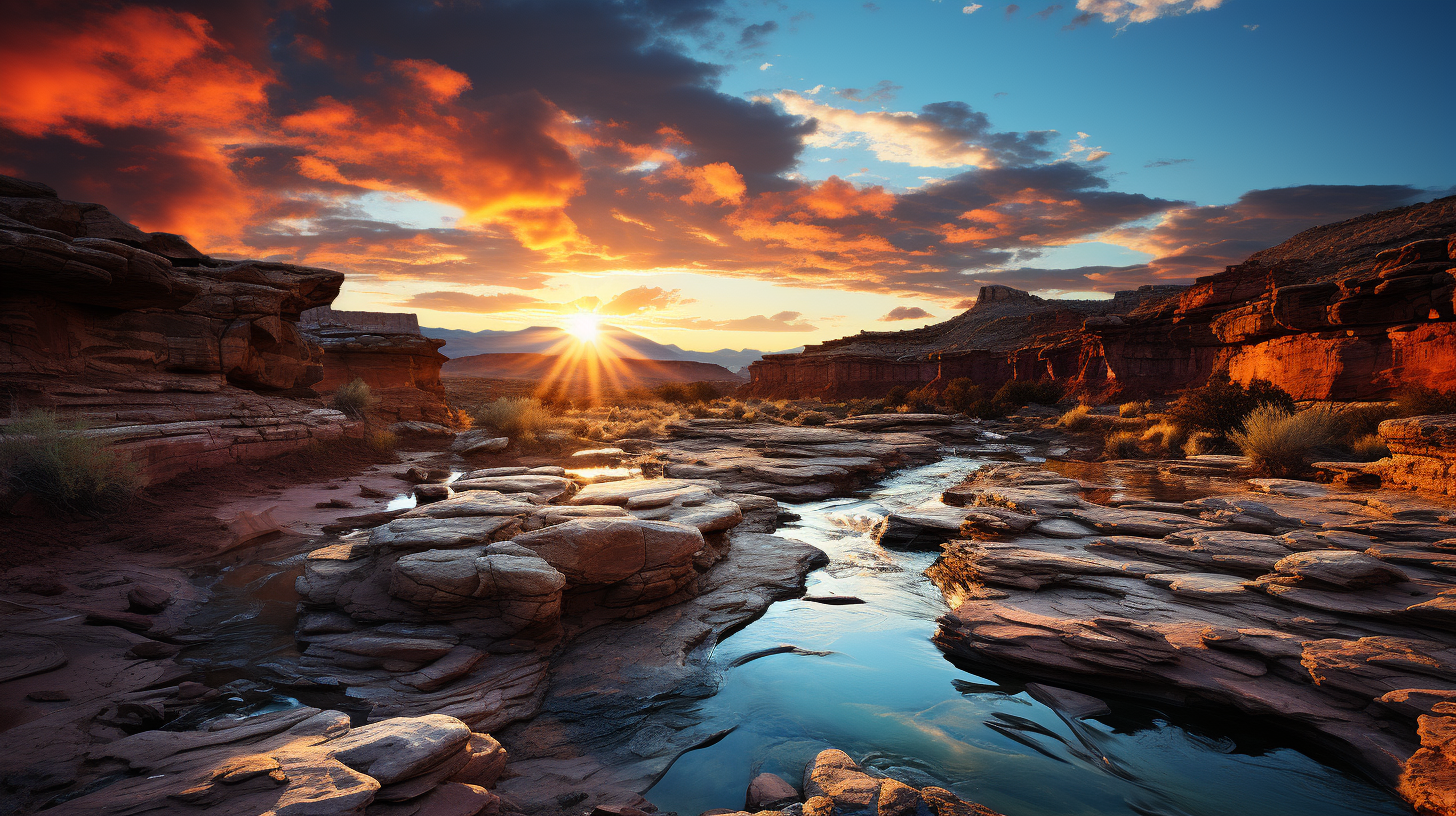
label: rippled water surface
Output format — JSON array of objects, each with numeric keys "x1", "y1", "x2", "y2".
[{"x1": 647, "y1": 455, "x2": 1407, "y2": 816}]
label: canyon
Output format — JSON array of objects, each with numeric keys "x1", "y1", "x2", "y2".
[{"x1": 745, "y1": 196, "x2": 1456, "y2": 401}]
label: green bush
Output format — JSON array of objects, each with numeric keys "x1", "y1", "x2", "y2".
[
  {"x1": 1397, "y1": 386, "x2": 1456, "y2": 416},
  {"x1": 1229, "y1": 404, "x2": 1341, "y2": 477},
  {"x1": 993, "y1": 379, "x2": 1064, "y2": 410},
  {"x1": 941, "y1": 378, "x2": 984, "y2": 414},
  {"x1": 1168, "y1": 372, "x2": 1295, "y2": 435},
  {"x1": 333, "y1": 378, "x2": 375, "y2": 419},
  {"x1": 882, "y1": 385, "x2": 912, "y2": 408},
  {"x1": 904, "y1": 385, "x2": 939, "y2": 412},
  {"x1": 470, "y1": 397, "x2": 559, "y2": 442},
  {"x1": 0, "y1": 410, "x2": 139, "y2": 514}
]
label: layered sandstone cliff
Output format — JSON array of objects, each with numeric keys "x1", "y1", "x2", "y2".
[
  {"x1": 301, "y1": 308, "x2": 450, "y2": 424},
  {"x1": 0, "y1": 175, "x2": 444, "y2": 483},
  {"x1": 746, "y1": 196, "x2": 1456, "y2": 400}
]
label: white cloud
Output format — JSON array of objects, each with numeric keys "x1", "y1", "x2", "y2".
[
  {"x1": 1075, "y1": 0, "x2": 1224, "y2": 26},
  {"x1": 1243, "y1": 23, "x2": 1259, "y2": 30},
  {"x1": 1063, "y1": 131, "x2": 1110, "y2": 162},
  {"x1": 775, "y1": 91, "x2": 1051, "y2": 168},
  {"x1": 962, "y1": 3, "x2": 983, "y2": 13},
  {"x1": 760, "y1": 62, "x2": 773, "y2": 71},
  {"x1": 804, "y1": 84, "x2": 825, "y2": 95}
]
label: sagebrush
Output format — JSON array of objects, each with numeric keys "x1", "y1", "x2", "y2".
[{"x1": 0, "y1": 410, "x2": 139, "y2": 514}]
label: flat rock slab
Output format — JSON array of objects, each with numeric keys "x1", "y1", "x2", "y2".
[{"x1": 0, "y1": 634, "x2": 66, "y2": 682}]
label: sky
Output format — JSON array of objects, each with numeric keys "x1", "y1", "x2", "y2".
[{"x1": 1, "y1": 0, "x2": 1452, "y2": 352}]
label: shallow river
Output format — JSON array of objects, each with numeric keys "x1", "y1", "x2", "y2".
[{"x1": 646, "y1": 455, "x2": 1408, "y2": 816}]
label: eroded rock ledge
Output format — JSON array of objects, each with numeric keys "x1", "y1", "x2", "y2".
[{"x1": 900, "y1": 461, "x2": 1456, "y2": 812}]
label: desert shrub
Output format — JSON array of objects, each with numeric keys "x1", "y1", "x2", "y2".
[
  {"x1": 904, "y1": 385, "x2": 939, "y2": 412},
  {"x1": 1332, "y1": 402, "x2": 1402, "y2": 443},
  {"x1": 882, "y1": 385, "x2": 911, "y2": 409},
  {"x1": 1140, "y1": 421, "x2": 1188, "y2": 456},
  {"x1": 941, "y1": 378, "x2": 984, "y2": 415},
  {"x1": 1168, "y1": 373, "x2": 1296, "y2": 435},
  {"x1": 1397, "y1": 386, "x2": 1456, "y2": 416},
  {"x1": 471, "y1": 397, "x2": 559, "y2": 443},
  {"x1": 333, "y1": 378, "x2": 375, "y2": 419},
  {"x1": 652, "y1": 383, "x2": 689, "y2": 403},
  {"x1": 1055, "y1": 404, "x2": 1096, "y2": 432},
  {"x1": 1182, "y1": 430, "x2": 1220, "y2": 457},
  {"x1": 685, "y1": 381, "x2": 721, "y2": 403},
  {"x1": 0, "y1": 409, "x2": 139, "y2": 514},
  {"x1": 993, "y1": 379, "x2": 1064, "y2": 410},
  {"x1": 364, "y1": 428, "x2": 398, "y2": 455},
  {"x1": 780, "y1": 407, "x2": 801, "y2": 422},
  {"x1": 1349, "y1": 434, "x2": 1390, "y2": 461},
  {"x1": 1119, "y1": 400, "x2": 1151, "y2": 418},
  {"x1": 723, "y1": 400, "x2": 748, "y2": 419},
  {"x1": 1103, "y1": 430, "x2": 1143, "y2": 460},
  {"x1": 1229, "y1": 404, "x2": 1341, "y2": 477},
  {"x1": 796, "y1": 410, "x2": 829, "y2": 426}
]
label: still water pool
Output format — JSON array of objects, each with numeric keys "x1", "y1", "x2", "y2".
[{"x1": 646, "y1": 456, "x2": 1407, "y2": 816}]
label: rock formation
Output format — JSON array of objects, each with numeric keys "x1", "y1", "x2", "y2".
[
  {"x1": 746, "y1": 196, "x2": 1456, "y2": 400},
  {"x1": 0, "y1": 175, "x2": 448, "y2": 483},
  {"x1": 301, "y1": 308, "x2": 450, "y2": 424},
  {"x1": 1372, "y1": 414, "x2": 1456, "y2": 496},
  {"x1": 903, "y1": 460, "x2": 1456, "y2": 807}
]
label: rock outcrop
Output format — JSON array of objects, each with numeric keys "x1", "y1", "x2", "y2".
[
  {"x1": 301, "y1": 308, "x2": 451, "y2": 424},
  {"x1": 0, "y1": 175, "x2": 451, "y2": 484},
  {"x1": 746, "y1": 196, "x2": 1456, "y2": 401},
  {"x1": 1373, "y1": 414, "x2": 1456, "y2": 496},
  {"x1": 915, "y1": 461, "x2": 1456, "y2": 809}
]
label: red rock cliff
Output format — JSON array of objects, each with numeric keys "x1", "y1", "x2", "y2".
[
  {"x1": 0, "y1": 175, "x2": 360, "y2": 482},
  {"x1": 746, "y1": 196, "x2": 1456, "y2": 401},
  {"x1": 301, "y1": 308, "x2": 451, "y2": 424}
]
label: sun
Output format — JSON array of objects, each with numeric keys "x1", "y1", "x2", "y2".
[{"x1": 566, "y1": 312, "x2": 601, "y2": 343}]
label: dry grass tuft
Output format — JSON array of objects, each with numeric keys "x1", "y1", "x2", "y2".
[
  {"x1": 1229, "y1": 404, "x2": 1341, "y2": 477},
  {"x1": 0, "y1": 410, "x2": 140, "y2": 514}
]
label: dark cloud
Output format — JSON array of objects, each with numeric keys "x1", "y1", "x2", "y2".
[
  {"x1": 882, "y1": 306, "x2": 934, "y2": 321},
  {"x1": 835, "y1": 80, "x2": 903, "y2": 103},
  {"x1": 1063, "y1": 11, "x2": 1096, "y2": 29},
  {"x1": 1145, "y1": 158, "x2": 1193, "y2": 168},
  {"x1": 738, "y1": 20, "x2": 778, "y2": 47},
  {"x1": 1005, "y1": 4, "x2": 1020, "y2": 18},
  {"x1": 1034, "y1": 5, "x2": 1063, "y2": 20}
]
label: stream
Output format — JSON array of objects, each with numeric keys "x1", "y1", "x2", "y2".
[{"x1": 645, "y1": 455, "x2": 1409, "y2": 816}]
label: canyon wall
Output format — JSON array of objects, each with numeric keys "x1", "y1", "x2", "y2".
[
  {"x1": 0, "y1": 175, "x2": 443, "y2": 483},
  {"x1": 301, "y1": 307, "x2": 451, "y2": 424},
  {"x1": 746, "y1": 197, "x2": 1456, "y2": 401}
]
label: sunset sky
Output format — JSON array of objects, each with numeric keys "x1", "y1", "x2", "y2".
[{"x1": 2, "y1": 0, "x2": 1451, "y2": 351}]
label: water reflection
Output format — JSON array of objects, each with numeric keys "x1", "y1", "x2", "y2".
[{"x1": 646, "y1": 457, "x2": 1405, "y2": 816}]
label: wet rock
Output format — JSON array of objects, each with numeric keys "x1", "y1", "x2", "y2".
[
  {"x1": 128, "y1": 640, "x2": 181, "y2": 659},
  {"x1": 403, "y1": 466, "x2": 453, "y2": 484},
  {"x1": 25, "y1": 690, "x2": 69, "y2": 702},
  {"x1": 1023, "y1": 683, "x2": 1110, "y2": 719},
  {"x1": 511, "y1": 517, "x2": 705, "y2": 607},
  {"x1": 451, "y1": 474, "x2": 577, "y2": 503},
  {"x1": 746, "y1": 772, "x2": 800, "y2": 810},
  {"x1": 368, "y1": 516, "x2": 521, "y2": 552},
  {"x1": 413, "y1": 484, "x2": 454, "y2": 504},
  {"x1": 390, "y1": 421, "x2": 455, "y2": 438},
  {"x1": 570, "y1": 447, "x2": 627, "y2": 466}
]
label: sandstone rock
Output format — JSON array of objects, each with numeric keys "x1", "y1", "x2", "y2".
[
  {"x1": 389, "y1": 421, "x2": 456, "y2": 438},
  {"x1": 326, "y1": 714, "x2": 471, "y2": 785},
  {"x1": 127, "y1": 584, "x2": 171, "y2": 613},
  {"x1": 511, "y1": 517, "x2": 705, "y2": 606},
  {"x1": 451, "y1": 475, "x2": 577, "y2": 503},
  {"x1": 1270, "y1": 550, "x2": 1408, "y2": 589},
  {"x1": 369, "y1": 516, "x2": 521, "y2": 552},
  {"x1": 746, "y1": 772, "x2": 799, "y2": 810}
]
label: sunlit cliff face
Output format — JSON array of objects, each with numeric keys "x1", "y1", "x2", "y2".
[{"x1": 0, "y1": 0, "x2": 1442, "y2": 351}]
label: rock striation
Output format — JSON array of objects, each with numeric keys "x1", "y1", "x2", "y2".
[
  {"x1": 301, "y1": 307, "x2": 451, "y2": 424},
  {"x1": 746, "y1": 196, "x2": 1456, "y2": 400},
  {"x1": 909, "y1": 460, "x2": 1456, "y2": 811},
  {"x1": 1373, "y1": 414, "x2": 1456, "y2": 497},
  {"x1": 0, "y1": 175, "x2": 447, "y2": 483}
]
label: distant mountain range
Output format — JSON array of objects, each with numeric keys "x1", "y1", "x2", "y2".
[
  {"x1": 422, "y1": 324, "x2": 801, "y2": 373},
  {"x1": 441, "y1": 353, "x2": 743, "y2": 387}
]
